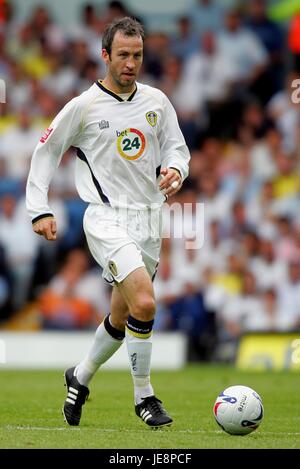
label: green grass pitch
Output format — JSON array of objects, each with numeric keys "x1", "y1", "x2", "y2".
[{"x1": 0, "y1": 365, "x2": 299, "y2": 449}]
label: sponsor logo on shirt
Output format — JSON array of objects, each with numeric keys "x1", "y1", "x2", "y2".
[
  {"x1": 40, "y1": 127, "x2": 53, "y2": 143},
  {"x1": 116, "y1": 128, "x2": 146, "y2": 161}
]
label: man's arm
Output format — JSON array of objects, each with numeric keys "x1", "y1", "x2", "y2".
[
  {"x1": 158, "y1": 94, "x2": 190, "y2": 197},
  {"x1": 26, "y1": 98, "x2": 82, "y2": 240}
]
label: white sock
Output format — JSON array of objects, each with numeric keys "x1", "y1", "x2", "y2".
[
  {"x1": 125, "y1": 326, "x2": 154, "y2": 405},
  {"x1": 75, "y1": 316, "x2": 124, "y2": 386}
]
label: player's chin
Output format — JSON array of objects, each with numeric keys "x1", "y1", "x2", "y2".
[{"x1": 121, "y1": 74, "x2": 135, "y2": 83}]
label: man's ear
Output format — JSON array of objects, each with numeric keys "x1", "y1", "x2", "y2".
[{"x1": 102, "y1": 48, "x2": 110, "y2": 63}]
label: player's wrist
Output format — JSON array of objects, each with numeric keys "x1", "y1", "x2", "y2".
[
  {"x1": 32, "y1": 213, "x2": 54, "y2": 226},
  {"x1": 169, "y1": 167, "x2": 182, "y2": 180}
]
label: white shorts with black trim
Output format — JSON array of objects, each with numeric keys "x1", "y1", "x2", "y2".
[{"x1": 83, "y1": 203, "x2": 162, "y2": 283}]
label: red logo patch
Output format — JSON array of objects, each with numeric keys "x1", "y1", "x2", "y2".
[{"x1": 40, "y1": 127, "x2": 53, "y2": 143}]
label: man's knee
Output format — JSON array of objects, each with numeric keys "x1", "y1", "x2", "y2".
[{"x1": 131, "y1": 296, "x2": 156, "y2": 321}]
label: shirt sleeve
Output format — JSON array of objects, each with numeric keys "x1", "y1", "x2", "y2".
[
  {"x1": 158, "y1": 94, "x2": 190, "y2": 181},
  {"x1": 26, "y1": 97, "x2": 82, "y2": 222}
]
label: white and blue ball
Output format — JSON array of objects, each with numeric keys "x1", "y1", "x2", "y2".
[{"x1": 213, "y1": 385, "x2": 264, "y2": 435}]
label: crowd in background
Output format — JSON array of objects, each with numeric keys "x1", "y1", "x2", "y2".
[{"x1": 0, "y1": 0, "x2": 300, "y2": 361}]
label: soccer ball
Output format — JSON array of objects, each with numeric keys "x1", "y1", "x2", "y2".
[{"x1": 213, "y1": 385, "x2": 264, "y2": 435}]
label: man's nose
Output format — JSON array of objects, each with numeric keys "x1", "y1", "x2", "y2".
[{"x1": 125, "y1": 58, "x2": 135, "y2": 69}]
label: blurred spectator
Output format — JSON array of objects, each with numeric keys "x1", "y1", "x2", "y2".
[
  {"x1": 246, "y1": 178, "x2": 299, "y2": 227},
  {"x1": 240, "y1": 101, "x2": 273, "y2": 140},
  {"x1": 0, "y1": 0, "x2": 16, "y2": 35},
  {"x1": 29, "y1": 6, "x2": 66, "y2": 52},
  {"x1": 188, "y1": 0, "x2": 225, "y2": 35},
  {"x1": 217, "y1": 8, "x2": 269, "y2": 103},
  {"x1": 0, "y1": 243, "x2": 13, "y2": 322},
  {"x1": 158, "y1": 55, "x2": 201, "y2": 148},
  {"x1": 271, "y1": 152, "x2": 299, "y2": 201},
  {"x1": 38, "y1": 249, "x2": 107, "y2": 329},
  {"x1": 226, "y1": 199, "x2": 255, "y2": 239},
  {"x1": 77, "y1": 58, "x2": 101, "y2": 94},
  {"x1": 0, "y1": 30, "x2": 10, "y2": 81},
  {"x1": 69, "y1": 4, "x2": 106, "y2": 69},
  {"x1": 170, "y1": 16, "x2": 199, "y2": 61},
  {"x1": 222, "y1": 278, "x2": 292, "y2": 341},
  {"x1": 69, "y1": 39, "x2": 90, "y2": 74},
  {"x1": 212, "y1": 253, "x2": 244, "y2": 297},
  {"x1": 0, "y1": 194, "x2": 38, "y2": 310},
  {"x1": 143, "y1": 32, "x2": 169, "y2": 80},
  {"x1": 41, "y1": 53, "x2": 77, "y2": 100},
  {"x1": 104, "y1": 1, "x2": 130, "y2": 23},
  {"x1": 198, "y1": 220, "x2": 233, "y2": 277},
  {"x1": 9, "y1": 23, "x2": 52, "y2": 80},
  {"x1": 0, "y1": 159, "x2": 22, "y2": 198},
  {"x1": 220, "y1": 143, "x2": 261, "y2": 204},
  {"x1": 278, "y1": 262, "x2": 300, "y2": 328},
  {"x1": 246, "y1": 0, "x2": 284, "y2": 94},
  {"x1": 153, "y1": 253, "x2": 183, "y2": 331},
  {"x1": 221, "y1": 271, "x2": 260, "y2": 341},
  {"x1": 6, "y1": 60, "x2": 33, "y2": 112},
  {"x1": 250, "y1": 238, "x2": 287, "y2": 290},
  {"x1": 197, "y1": 169, "x2": 233, "y2": 227},
  {"x1": 0, "y1": 108, "x2": 42, "y2": 181},
  {"x1": 182, "y1": 31, "x2": 238, "y2": 136},
  {"x1": 203, "y1": 253, "x2": 244, "y2": 319},
  {"x1": 248, "y1": 126, "x2": 279, "y2": 182},
  {"x1": 80, "y1": 3, "x2": 99, "y2": 34},
  {"x1": 154, "y1": 243, "x2": 210, "y2": 359},
  {"x1": 238, "y1": 230, "x2": 260, "y2": 267}
]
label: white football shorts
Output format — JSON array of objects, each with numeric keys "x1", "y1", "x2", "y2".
[{"x1": 83, "y1": 203, "x2": 162, "y2": 283}]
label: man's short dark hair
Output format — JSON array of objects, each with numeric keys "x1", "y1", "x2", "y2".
[{"x1": 102, "y1": 17, "x2": 145, "y2": 56}]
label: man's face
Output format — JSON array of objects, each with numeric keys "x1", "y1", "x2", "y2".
[{"x1": 102, "y1": 31, "x2": 143, "y2": 91}]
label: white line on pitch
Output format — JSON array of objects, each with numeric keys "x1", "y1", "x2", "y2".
[{"x1": 4, "y1": 426, "x2": 300, "y2": 436}]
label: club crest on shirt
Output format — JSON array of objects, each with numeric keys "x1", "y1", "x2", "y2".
[
  {"x1": 146, "y1": 111, "x2": 157, "y2": 127},
  {"x1": 99, "y1": 120, "x2": 110, "y2": 130},
  {"x1": 108, "y1": 260, "x2": 118, "y2": 277}
]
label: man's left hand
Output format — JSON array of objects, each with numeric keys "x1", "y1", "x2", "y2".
[{"x1": 159, "y1": 167, "x2": 182, "y2": 197}]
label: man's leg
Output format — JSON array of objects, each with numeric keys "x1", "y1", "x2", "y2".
[
  {"x1": 116, "y1": 266, "x2": 172, "y2": 427},
  {"x1": 116, "y1": 266, "x2": 155, "y2": 404},
  {"x1": 63, "y1": 287, "x2": 128, "y2": 426},
  {"x1": 75, "y1": 286, "x2": 128, "y2": 386}
]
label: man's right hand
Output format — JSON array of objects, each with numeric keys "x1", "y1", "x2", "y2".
[{"x1": 33, "y1": 217, "x2": 57, "y2": 241}]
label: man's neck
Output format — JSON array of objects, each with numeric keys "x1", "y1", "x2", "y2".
[{"x1": 101, "y1": 77, "x2": 135, "y2": 95}]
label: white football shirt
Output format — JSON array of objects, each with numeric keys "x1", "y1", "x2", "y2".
[{"x1": 26, "y1": 81, "x2": 190, "y2": 223}]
